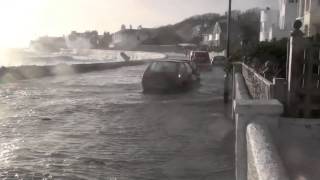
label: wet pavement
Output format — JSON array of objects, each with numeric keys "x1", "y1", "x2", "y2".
[
  {"x1": 0, "y1": 61, "x2": 235, "y2": 179},
  {"x1": 278, "y1": 120, "x2": 320, "y2": 180}
]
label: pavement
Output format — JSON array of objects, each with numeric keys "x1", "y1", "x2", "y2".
[{"x1": 278, "y1": 120, "x2": 320, "y2": 180}]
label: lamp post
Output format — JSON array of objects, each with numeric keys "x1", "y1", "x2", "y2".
[
  {"x1": 226, "y1": 0, "x2": 232, "y2": 58},
  {"x1": 224, "y1": 0, "x2": 232, "y2": 103}
]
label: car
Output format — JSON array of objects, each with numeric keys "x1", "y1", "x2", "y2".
[
  {"x1": 212, "y1": 55, "x2": 226, "y2": 65},
  {"x1": 142, "y1": 60, "x2": 200, "y2": 93},
  {"x1": 190, "y1": 51, "x2": 212, "y2": 70},
  {"x1": 168, "y1": 58, "x2": 200, "y2": 77}
]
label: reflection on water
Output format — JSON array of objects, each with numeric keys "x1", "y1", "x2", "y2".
[{"x1": 0, "y1": 65, "x2": 234, "y2": 179}]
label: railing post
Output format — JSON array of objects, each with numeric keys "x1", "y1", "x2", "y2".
[{"x1": 287, "y1": 20, "x2": 306, "y2": 117}]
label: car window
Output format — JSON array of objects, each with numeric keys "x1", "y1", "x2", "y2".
[
  {"x1": 195, "y1": 52, "x2": 209, "y2": 59},
  {"x1": 214, "y1": 56, "x2": 226, "y2": 61}
]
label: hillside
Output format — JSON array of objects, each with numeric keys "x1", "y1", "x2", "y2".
[
  {"x1": 142, "y1": 9, "x2": 260, "y2": 46},
  {"x1": 143, "y1": 13, "x2": 224, "y2": 45}
]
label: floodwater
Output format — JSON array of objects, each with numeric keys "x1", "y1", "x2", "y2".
[
  {"x1": 0, "y1": 64, "x2": 234, "y2": 180},
  {"x1": 0, "y1": 49, "x2": 165, "y2": 67}
]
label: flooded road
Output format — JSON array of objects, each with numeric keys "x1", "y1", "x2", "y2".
[{"x1": 0, "y1": 63, "x2": 234, "y2": 180}]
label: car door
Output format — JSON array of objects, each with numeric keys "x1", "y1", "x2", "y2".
[
  {"x1": 178, "y1": 63, "x2": 188, "y2": 82},
  {"x1": 184, "y1": 63, "x2": 195, "y2": 82}
]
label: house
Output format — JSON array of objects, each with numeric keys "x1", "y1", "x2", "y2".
[
  {"x1": 201, "y1": 20, "x2": 241, "y2": 51},
  {"x1": 212, "y1": 22, "x2": 226, "y2": 48},
  {"x1": 297, "y1": 0, "x2": 320, "y2": 36},
  {"x1": 279, "y1": 0, "x2": 299, "y2": 31},
  {"x1": 201, "y1": 22, "x2": 223, "y2": 49},
  {"x1": 111, "y1": 26, "x2": 150, "y2": 49},
  {"x1": 66, "y1": 31, "x2": 99, "y2": 49},
  {"x1": 260, "y1": 0, "x2": 299, "y2": 42},
  {"x1": 201, "y1": 32, "x2": 213, "y2": 47},
  {"x1": 212, "y1": 21, "x2": 241, "y2": 50},
  {"x1": 259, "y1": 7, "x2": 282, "y2": 41}
]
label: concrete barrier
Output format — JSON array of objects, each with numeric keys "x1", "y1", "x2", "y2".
[
  {"x1": 232, "y1": 64, "x2": 288, "y2": 180},
  {"x1": 0, "y1": 61, "x2": 145, "y2": 83},
  {"x1": 0, "y1": 49, "x2": 167, "y2": 83},
  {"x1": 247, "y1": 122, "x2": 289, "y2": 180}
]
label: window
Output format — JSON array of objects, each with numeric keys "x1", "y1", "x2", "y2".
[
  {"x1": 194, "y1": 52, "x2": 210, "y2": 59},
  {"x1": 215, "y1": 33, "x2": 220, "y2": 40},
  {"x1": 305, "y1": 0, "x2": 310, "y2": 11}
]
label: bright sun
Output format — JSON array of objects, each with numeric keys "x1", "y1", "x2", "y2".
[{"x1": 0, "y1": 0, "x2": 45, "y2": 48}]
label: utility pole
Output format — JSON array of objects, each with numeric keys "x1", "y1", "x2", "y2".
[
  {"x1": 226, "y1": 0, "x2": 232, "y2": 58},
  {"x1": 224, "y1": 0, "x2": 232, "y2": 104}
]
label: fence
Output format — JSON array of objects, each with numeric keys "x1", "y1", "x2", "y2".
[{"x1": 287, "y1": 21, "x2": 320, "y2": 118}]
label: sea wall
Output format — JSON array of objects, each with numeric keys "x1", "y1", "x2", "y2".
[
  {"x1": 232, "y1": 64, "x2": 288, "y2": 180},
  {"x1": 0, "y1": 49, "x2": 166, "y2": 83}
]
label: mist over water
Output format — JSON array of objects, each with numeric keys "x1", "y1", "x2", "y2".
[{"x1": 0, "y1": 49, "x2": 165, "y2": 67}]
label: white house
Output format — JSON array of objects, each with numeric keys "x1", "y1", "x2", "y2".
[
  {"x1": 202, "y1": 22, "x2": 223, "y2": 48},
  {"x1": 260, "y1": 7, "x2": 281, "y2": 41},
  {"x1": 260, "y1": 0, "x2": 301, "y2": 42},
  {"x1": 297, "y1": 0, "x2": 320, "y2": 36},
  {"x1": 212, "y1": 22, "x2": 225, "y2": 48},
  {"x1": 112, "y1": 26, "x2": 150, "y2": 49},
  {"x1": 202, "y1": 20, "x2": 240, "y2": 51},
  {"x1": 279, "y1": 0, "x2": 299, "y2": 30}
]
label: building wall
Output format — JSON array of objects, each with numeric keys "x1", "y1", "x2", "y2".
[
  {"x1": 298, "y1": 0, "x2": 320, "y2": 36},
  {"x1": 212, "y1": 22, "x2": 222, "y2": 47},
  {"x1": 279, "y1": 0, "x2": 298, "y2": 30},
  {"x1": 112, "y1": 29, "x2": 150, "y2": 49},
  {"x1": 309, "y1": 0, "x2": 320, "y2": 35},
  {"x1": 260, "y1": 8, "x2": 280, "y2": 41}
]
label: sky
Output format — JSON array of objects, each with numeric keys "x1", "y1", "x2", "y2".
[{"x1": 0, "y1": 0, "x2": 278, "y2": 48}]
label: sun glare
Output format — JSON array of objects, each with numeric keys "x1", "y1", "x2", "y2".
[{"x1": 0, "y1": 0, "x2": 45, "y2": 48}]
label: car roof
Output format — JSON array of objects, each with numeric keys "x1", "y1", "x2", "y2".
[
  {"x1": 193, "y1": 51, "x2": 209, "y2": 53},
  {"x1": 152, "y1": 59, "x2": 190, "y2": 63}
]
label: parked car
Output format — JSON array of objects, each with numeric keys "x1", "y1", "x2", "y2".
[
  {"x1": 190, "y1": 51, "x2": 212, "y2": 70},
  {"x1": 142, "y1": 60, "x2": 200, "y2": 93},
  {"x1": 212, "y1": 55, "x2": 226, "y2": 65}
]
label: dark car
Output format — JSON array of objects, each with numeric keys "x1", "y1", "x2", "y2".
[
  {"x1": 190, "y1": 51, "x2": 212, "y2": 70},
  {"x1": 212, "y1": 55, "x2": 226, "y2": 65},
  {"x1": 142, "y1": 60, "x2": 200, "y2": 92}
]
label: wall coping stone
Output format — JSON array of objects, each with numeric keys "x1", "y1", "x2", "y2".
[
  {"x1": 235, "y1": 72, "x2": 251, "y2": 100},
  {"x1": 235, "y1": 99, "x2": 283, "y2": 115},
  {"x1": 247, "y1": 122, "x2": 289, "y2": 180},
  {"x1": 242, "y1": 63, "x2": 273, "y2": 86}
]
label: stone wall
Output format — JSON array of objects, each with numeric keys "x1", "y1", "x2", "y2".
[
  {"x1": 241, "y1": 63, "x2": 273, "y2": 99},
  {"x1": 241, "y1": 63, "x2": 287, "y2": 104}
]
